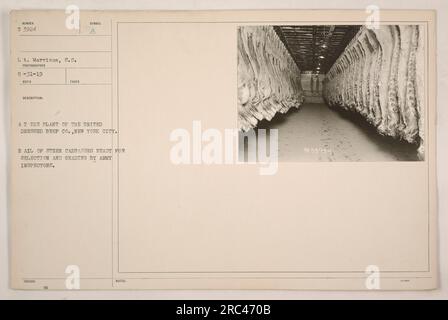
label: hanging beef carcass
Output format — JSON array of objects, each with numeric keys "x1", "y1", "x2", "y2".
[
  {"x1": 237, "y1": 26, "x2": 304, "y2": 132},
  {"x1": 415, "y1": 25, "x2": 425, "y2": 159},
  {"x1": 323, "y1": 25, "x2": 425, "y2": 158}
]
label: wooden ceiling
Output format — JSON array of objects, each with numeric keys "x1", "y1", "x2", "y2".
[{"x1": 274, "y1": 25, "x2": 361, "y2": 74}]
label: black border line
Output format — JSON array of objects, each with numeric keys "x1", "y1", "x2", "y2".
[{"x1": 114, "y1": 20, "x2": 432, "y2": 277}]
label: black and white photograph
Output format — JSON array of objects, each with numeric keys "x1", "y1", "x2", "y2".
[
  {"x1": 2, "y1": 3, "x2": 443, "y2": 299},
  {"x1": 238, "y1": 25, "x2": 426, "y2": 162}
]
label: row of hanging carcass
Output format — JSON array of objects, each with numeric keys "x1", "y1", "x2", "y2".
[
  {"x1": 323, "y1": 25, "x2": 425, "y2": 158},
  {"x1": 237, "y1": 25, "x2": 425, "y2": 158},
  {"x1": 237, "y1": 26, "x2": 304, "y2": 132}
]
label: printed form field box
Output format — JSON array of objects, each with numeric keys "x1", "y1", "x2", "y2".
[
  {"x1": 17, "y1": 68, "x2": 65, "y2": 85},
  {"x1": 18, "y1": 52, "x2": 112, "y2": 69},
  {"x1": 17, "y1": 35, "x2": 111, "y2": 52},
  {"x1": 66, "y1": 68, "x2": 111, "y2": 85}
]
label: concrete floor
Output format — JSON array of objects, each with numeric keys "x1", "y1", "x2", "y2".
[{"x1": 253, "y1": 103, "x2": 420, "y2": 162}]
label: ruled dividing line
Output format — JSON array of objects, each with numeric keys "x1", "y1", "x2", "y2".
[
  {"x1": 19, "y1": 83, "x2": 112, "y2": 86},
  {"x1": 18, "y1": 34, "x2": 112, "y2": 37},
  {"x1": 22, "y1": 276, "x2": 434, "y2": 280},
  {"x1": 19, "y1": 67, "x2": 112, "y2": 69},
  {"x1": 20, "y1": 50, "x2": 112, "y2": 53}
]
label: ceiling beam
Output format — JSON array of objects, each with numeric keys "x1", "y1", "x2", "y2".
[{"x1": 275, "y1": 25, "x2": 361, "y2": 74}]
